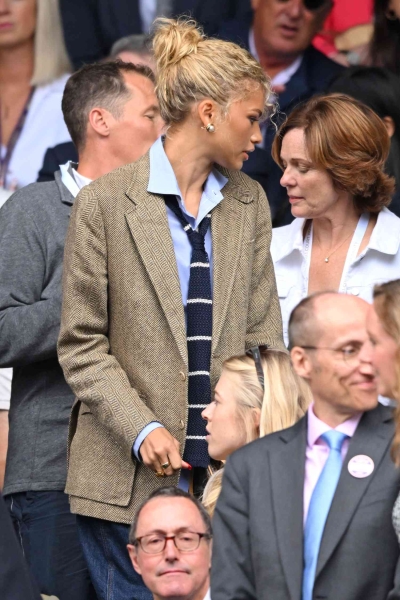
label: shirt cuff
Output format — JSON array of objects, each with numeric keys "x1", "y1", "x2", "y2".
[{"x1": 133, "y1": 422, "x2": 165, "y2": 460}]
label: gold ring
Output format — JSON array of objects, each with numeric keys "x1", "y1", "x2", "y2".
[
  {"x1": 161, "y1": 462, "x2": 170, "y2": 470},
  {"x1": 155, "y1": 470, "x2": 165, "y2": 477}
]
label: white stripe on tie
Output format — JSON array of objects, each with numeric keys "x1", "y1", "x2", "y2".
[
  {"x1": 190, "y1": 262, "x2": 209, "y2": 268},
  {"x1": 189, "y1": 404, "x2": 208, "y2": 408},
  {"x1": 187, "y1": 336, "x2": 212, "y2": 341},
  {"x1": 184, "y1": 224, "x2": 191, "y2": 231},
  {"x1": 186, "y1": 435, "x2": 207, "y2": 439},
  {"x1": 187, "y1": 299, "x2": 212, "y2": 304},
  {"x1": 188, "y1": 371, "x2": 210, "y2": 376}
]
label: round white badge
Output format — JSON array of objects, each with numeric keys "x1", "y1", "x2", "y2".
[{"x1": 348, "y1": 455, "x2": 375, "y2": 479}]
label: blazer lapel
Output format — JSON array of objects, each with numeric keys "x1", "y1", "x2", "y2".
[
  {"x1": 270, "y1": 417, "x2": 307, "y2": 600},
  {"x1": 125, "y1": 181, "x2": 187, "y2": 367},
  {"x1": 316, "y1": 405, "x2": 393, "y2": 578},
  {"x1": 211, "y1": 179, "x2": 250, "y2": 355}
]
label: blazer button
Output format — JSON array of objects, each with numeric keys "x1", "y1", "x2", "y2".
[
  {"x1": 179, "y1": 371, "x2": 186, "y2": 381},
  {"x1": 179, "y1": 419, "x2": 185, "y2": 430}
]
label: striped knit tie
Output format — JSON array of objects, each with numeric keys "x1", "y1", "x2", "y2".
[{"x1": 164, "y1": 195, "x2": 212, "y2": 468}]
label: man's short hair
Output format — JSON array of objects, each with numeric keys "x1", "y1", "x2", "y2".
[
  {"x1": 62, "y1": 60, "x2": 155, "y2": 151},
  {"x1": 288, "y1": 292, "x2": 334, "y2": 349},
  {"x1": 129, "y1": 487, "x2": 213, "y2": 545}
]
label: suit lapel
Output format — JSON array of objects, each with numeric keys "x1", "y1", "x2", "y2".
[
  {"x1": 316, "y1": 406, "x2": 393, "y2": 578},
  {"x1": 270, "y1": 417, "x2": 307, "y2": 600},
  {"x1": 211, "y1": 179, "x2": 250, "y2": 355},
  {"x1": 125, "y1": 178, "x2": 187, "y2": 367}
]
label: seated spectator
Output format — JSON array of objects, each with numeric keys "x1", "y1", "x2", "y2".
[
  {"x1": 211, "y1": 292, "x2": 400, "y2": 600},
  {"x1": 361, "y1": 279, "x2": 400, "y2": 543},
  {"x1": 368, "y1": 0, "x2": 400, "y2": 75},
  {"x1": 0, "y1": 0, "x2": 71, "y2": 200},
  {"x1": 128, "y1": 487, "x2": 212, "y2": 600},
  {"x1": 313, "y1": 0, "x2": 373, "y2": 64},
  {"x1": 0, "y1": 59, "x2": 162, "y2": 600},
  {"x1": 59, "y1": 0, "x2": 251, "y2": 69},
  {"x1": 271, "y1": 94, "x2": 400, "y2": 345},
  {"x1": 218, "y1": 0, "x2": 343, "y2": 226},
  {"x1": 110, "y1": 34, "x2": 155, "y2": 69},
  {"x1": 202, "y1": 348, "x2": 311, "y2": 515},
  {"x1": 329, "y1": 67, "x2": 400, "y2": 217}
]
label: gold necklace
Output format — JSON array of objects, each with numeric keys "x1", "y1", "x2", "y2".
[{"x1": 323, "y1": 230, "x2": 355, "y2": 263}]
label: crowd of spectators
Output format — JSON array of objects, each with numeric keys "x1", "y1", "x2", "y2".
[{"x1": 1, "y1": 1, "x2": 400, "y2": 599}]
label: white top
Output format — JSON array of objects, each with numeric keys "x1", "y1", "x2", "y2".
[
  {"x1": 0, "y1": 74, "x2": 71, "y2": 192},
  {"x1": 271, "y1": 208, "x2": 400, "y2": 345}
]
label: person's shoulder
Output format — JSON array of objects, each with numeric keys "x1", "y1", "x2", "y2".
[
  {"x1": 3, "y1": 180, "x2": 60, "y2": 212},
  {"x1": 82, "y1": 154, "x2": 149, "y2": 202},
  {"x1": 304, "y1": 46, "x2": 345, "y2": 83},
  {"x1": 40, "y1": 73, "x2": 71, "y2": 95},
  {"x1": 216, "y1": 14, "x2": 252, "y2": 48}
]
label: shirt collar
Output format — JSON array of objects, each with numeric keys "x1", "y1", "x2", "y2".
[
  {"x1": 147, "y1": 136, "x2": 228, "y2": 227},
  {"x1": 60, "y1": 160, "x2": 92, "y2": 198},
  {"x1": 366, "y1": 207, "x2": 400, "y2": 256},
  {"x1": 273, "y1": 217, "x2": 306, "y2": 261},
  {"x1": 307, "y1": 403, "x2": 362, "y2": 448}
]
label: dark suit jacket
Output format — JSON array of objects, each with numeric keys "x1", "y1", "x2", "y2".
[
  {"x1": 60, "y1": 0, "x2": 251, "y2": 69},
  {"x1": 218, "y1": 17, "x2": 344, "y2": 226},
  {"x1": 37, "y1": 142, "x2": 78, "y2": 183},
  {"x1": 211, "y1": 404, "x2": 400, "y2": 600}
]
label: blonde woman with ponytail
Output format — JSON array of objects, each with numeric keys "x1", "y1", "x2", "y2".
[
  {"x1": 202, "y1": 349, "x2": 311, "y2": 516},
  {"x1": 57, "y1": 16, "x2": 284, "y2": 599}
]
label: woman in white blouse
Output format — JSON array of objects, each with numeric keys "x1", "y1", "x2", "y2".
[{"x1": 271, "y1": 94, "x2": 400, "y2": 345}]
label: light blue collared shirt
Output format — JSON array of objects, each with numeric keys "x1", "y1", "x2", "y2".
[{"x1": 133, "y1": 137, "x2": 228, "y2": 468}]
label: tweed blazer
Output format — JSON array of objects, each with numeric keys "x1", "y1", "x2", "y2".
[{"x1": 58, "y1": 151, "x2": 284, "y2": 523}]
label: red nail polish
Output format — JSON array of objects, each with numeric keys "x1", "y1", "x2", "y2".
[{"x1": 187, "y1": 464, "x2": 193, "y2": 471}]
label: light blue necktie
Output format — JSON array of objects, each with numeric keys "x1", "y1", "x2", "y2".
[{"x1": 302, "y1": 430, "x2": 348, "y2": 600}]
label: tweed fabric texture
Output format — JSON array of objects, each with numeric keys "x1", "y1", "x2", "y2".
[
  {"x1": 58, "y1": 151, "x2": 284, "y2": 524},
  {"x1": 164, "y1": 194, "x2": 212, "y2": 467}
]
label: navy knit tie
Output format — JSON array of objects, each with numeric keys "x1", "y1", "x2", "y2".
[{"x1": 164, "y1": 195, "x2": 212, "y2": 468}]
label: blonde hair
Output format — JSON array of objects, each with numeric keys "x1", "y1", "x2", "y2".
[
  {"x1": 152, "y1": 18, "x2": 273, "y2": 126},
  {"x1": 202, "y1": 350, "x2": 311, "y2": 516},
  {"x1": 31, "y1": 0, "x2": 72, "y2": 87},
  {"x1": 373, "y1": 280, "x2": 400, "y2": 465}
]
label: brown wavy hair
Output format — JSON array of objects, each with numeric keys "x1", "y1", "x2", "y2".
[
  {"x1": 373, "y1": 280, "x2": 400, "y2": 465},
  {"x1": 272, "y1": 94, "x2": 395, "y2": 213}
]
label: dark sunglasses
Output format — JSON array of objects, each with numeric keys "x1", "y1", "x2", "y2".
[
  {"x1": 303, "y1": 0, "x2": 330, "y2": 10},
  {"x1": 245, "y1": 345, "x2": 268, "y2": 392}
]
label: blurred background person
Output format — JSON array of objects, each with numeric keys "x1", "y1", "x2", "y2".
[
  {"x1": 0, "y1": 59, "x2": 162, "y2": 600},
  {"x1": 110, "y1": 33, "x2": 155, "y2": 69},
  {"x1": 368, "y1": 0, "x2": 400, "y2": 75},
  {"x1": 59, "y1": 0, "x2": 250, "y2": 69},
  {"x1": 128, "y1": 488, "x2": 212, "y2": 600},
  {"x1": 271, "y1": 94, "x2": 400, "y2": 345},
  {"x1": 0, "y1": 0, "x2": 71, "y2": 200},
  {"x1": 361, "y1": 279, "x2": 400, "y2": 543},
  {"x1": 312, "y1": 0, "x2": 373, "y2": 65},
  {"x1": 202, "y1": 348, "x2": 311, "y2": 516},
  {"x1": 329, "y1": 67, "x2": 400, "y2": 217},
  {"x1": 217, "y1": 0, "x2": 343, "y2": 227}
]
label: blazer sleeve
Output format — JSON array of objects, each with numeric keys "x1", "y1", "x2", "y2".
[
  {"x1": 211, "y1": 455, "x2": 257, "y2": 600},
  {"x1": 245, "y1": 182, "x2": 285, "y2": 350},
  {"x1": 57, "y1": 186, "x2": 159, "y2": 459},
  {"x1": 0, "y1": 195, "x2": 62, "y2": 367}
]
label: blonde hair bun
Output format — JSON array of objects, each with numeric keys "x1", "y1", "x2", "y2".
[{"x1": 153, "y1": 18, "x2": 204, "y2": 71}]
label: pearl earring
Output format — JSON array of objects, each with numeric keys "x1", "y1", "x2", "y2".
[{"x1": 202, "y1": 123, "x2": 215, "y2": 133}]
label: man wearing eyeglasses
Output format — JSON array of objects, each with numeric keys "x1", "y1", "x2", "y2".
[
  {"x1": 211, "y1": 292, "x2": 400, "y2": 600},
  {"x1": 128, "y1": 487, "x2": 212, "y2": 600}
]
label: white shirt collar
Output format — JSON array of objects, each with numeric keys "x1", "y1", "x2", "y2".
[
  {"x1": 203, "y1": 590, "x2": 211, "y2": 600},
  {"x1": 60, "y1": 161, "x2": 92, "y2": 198},
  {"x1": 248, "y1": 28, "x2": 303, "y2": 86},
  {"x1": 274, "y1": 208, "x2": 400, "y2": 263}
]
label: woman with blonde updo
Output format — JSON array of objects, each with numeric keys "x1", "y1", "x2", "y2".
[
  {"x1": 57, "y1": 17, "x2": 285, "y2": 600},
  {"x1": 202, "y1": 349, "x2": 311, "y2": 516}
]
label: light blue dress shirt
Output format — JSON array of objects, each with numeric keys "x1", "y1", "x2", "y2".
[{"x1": 133, "y1": 137, "x2": 228, "y2": 469}]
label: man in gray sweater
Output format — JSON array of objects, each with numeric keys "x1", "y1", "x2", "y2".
[{"x1": 0, "y1": 59, "x2": 162, "y2": 600}]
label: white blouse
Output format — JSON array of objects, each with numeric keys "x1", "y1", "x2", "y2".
[{"x1": 271, "y1": 208, "x2": 400, "y2": 346}]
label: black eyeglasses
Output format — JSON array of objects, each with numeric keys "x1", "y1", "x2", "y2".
[{"x1": 133, "y1": 531, "x2": 212, "y2": 554}]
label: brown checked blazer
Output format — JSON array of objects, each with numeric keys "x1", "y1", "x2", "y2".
[{"x1": 57, "y1": 151, "x2": 284, "y2": 524}]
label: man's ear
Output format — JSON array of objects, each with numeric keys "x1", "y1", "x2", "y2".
[
  {"x1": 88, "y1": 107, "x2": 113, "y2": 138},
  {"x1": 291, "y1": 347, "x2": 313, "y2": 381},
  {"x1": 127, "y1": 544, "x2": 142, "y2": 575}
]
